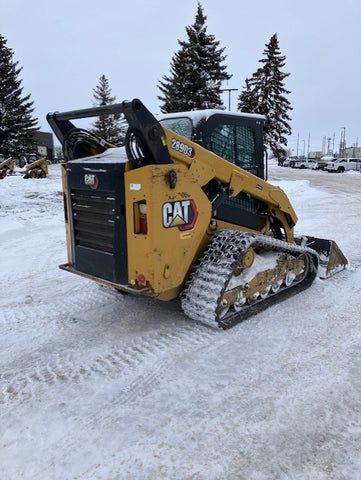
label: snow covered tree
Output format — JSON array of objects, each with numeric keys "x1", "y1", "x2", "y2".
[
  {"x1": 0, "y1": 33, "x2": 38, "y2": 157},
  {"x1": 158, "y1": 3, "x2": 231, "y2": 112},
  {"x1": 91, "y1": 75, "x2": 127, "y2": 145},
  {"x1": 238, "y1": 34, "x2": 292, "y2": 160}
]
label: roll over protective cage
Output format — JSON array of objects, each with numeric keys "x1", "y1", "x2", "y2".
[{"x1": 47, "y1": 98, "x2": 172, "y2": 168}]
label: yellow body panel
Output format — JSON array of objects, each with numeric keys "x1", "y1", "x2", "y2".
[
  {"x1": 125, "y1": 164, "x2": 212, "y2": 300},
  {"x1": 61, "y1": 164, "x2": 74, "y2": 265}
]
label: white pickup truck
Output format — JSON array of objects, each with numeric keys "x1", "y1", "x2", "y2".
[
  {"x1": 324, "y1": 158, "x2": 361, "y2": 173},
  {"x1": 290, "y1": 159, "x2": 317, "y2": 169}
]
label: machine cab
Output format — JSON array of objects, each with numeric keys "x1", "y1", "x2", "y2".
[
  {"x1": 158, "y1": 109, "x2": 265, "y2": 179},
  {"x1": 159, "y1": 110, "x2": 266, "y2": 230}
]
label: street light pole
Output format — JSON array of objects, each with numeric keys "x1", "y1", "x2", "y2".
[{"x1": 221, "y1": 88, "x2": 239, "y2": 111}]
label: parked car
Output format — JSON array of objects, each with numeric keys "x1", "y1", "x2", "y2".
[
  {"x1": 312, "y1": 159, "x2": 332, "y2": 170},
  {"x1": 324, "y1": 158, "x2": 361, "y2": 173},
  {"x1": 282, "y1": 158, "x2": 290, "y2": 167},
  {"x1": 292, "y1": 159, "x2": 317, "y2": 169}
]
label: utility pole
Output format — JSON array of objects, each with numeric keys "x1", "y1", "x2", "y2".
[
  {"x1": 339, "y1": 127, "x2": 346, "y2": 155},
  {"x1": 221, "y1": 88, "x2": 238, "y2": 111},
  {"x1": 296, "y1": 133, "x2": 299, "y2": 157},
  {"x1": 327, "y1": 137, "x2": 332, "y2": 155},
  {"x1": 307, "y1": 133, "x2": 311, "y2": 158}
]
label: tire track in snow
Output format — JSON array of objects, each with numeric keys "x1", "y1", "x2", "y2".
[
  {"x1": 0, "y1": 283, "x2": 119, "y2": 334},
  {"x1": 1, "y1": 234, "x2": 64, "y2": 282},
  {"x1": 115, "y1": 325, "x2": 219, "y2": 407},
  {"x1": 0, "y1": 323, "x2": 218, "y2": 410}
]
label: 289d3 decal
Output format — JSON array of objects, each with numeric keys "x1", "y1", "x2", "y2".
[{"x1": 170, "y1": 139, "x2": 195, "y2": 158}]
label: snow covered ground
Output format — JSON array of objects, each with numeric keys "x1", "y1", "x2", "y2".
[{"x1": 1, "y1": 163, "x2": 361, "y2": 480}]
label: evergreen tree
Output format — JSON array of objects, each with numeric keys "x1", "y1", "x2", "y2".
[
  {"x1": 158, "y1": 3, "x2": 231, "y2": 112},
  {"x1": 0, "y1": 33, "x2": 38, "y2": 157},
  {"x1": 91, "y1": 75, "x2": 127, "y2": 145},
  {"x1": 238, "y1": 34, "x2": 292, "y2": 160}
]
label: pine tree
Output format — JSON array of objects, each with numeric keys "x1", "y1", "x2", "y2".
[
  {"x1": 158, "y1": 3, "x2": 231, "y2": 113},
  {"x1": 238, "y1": 34, "x2": 292, "y2": 160},
  {"x1": 91, "y1": 75, "x2": 127, "y2": 145},
  {"x1": 0, "y1": 34, "x2": 38, "y2": 157}
]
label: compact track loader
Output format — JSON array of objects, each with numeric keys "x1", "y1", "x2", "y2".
[
  {"x1": 0, "y1": 156, "x2": 48, "y2": 179},
  {"x1": 21, "y1": 157, "x2": 48, "y2": 178},
  {"x1": 0, "y1": 157, "x2": 14, "y2": 178},
  {"x1": 47, "y1": 99, "x2": 347, "y2": 328}
]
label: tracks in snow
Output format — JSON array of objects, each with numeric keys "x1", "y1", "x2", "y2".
[
  {"x1": 0, "y1": 281, "x2": 117, "y2": 335},
  {"x1": 0, "y1": 297, "x2": 218, "y2": 411}
]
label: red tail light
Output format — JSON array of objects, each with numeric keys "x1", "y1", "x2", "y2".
[
  {"x1": 134, "y1": 201, "x2": 147, "y2": 234},
  {"x1": 139, "y1": 204, "x2": 147, "y2": 234}
]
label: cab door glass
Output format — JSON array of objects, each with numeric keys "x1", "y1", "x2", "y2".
[
  {"x1": 209, "y1": 123, "x2": 257, "y2": 175},
  {"x1": 208, "y1": 122, "x2": 260, "y2": 227},
  {"x1": 159, "y1": 117, "x2": 193, "y2": 140},
  {"x1": 234, "y1": 125, "x2": 257, "y2": 174}
]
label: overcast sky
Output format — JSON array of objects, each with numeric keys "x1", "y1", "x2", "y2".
[{"x1": 1, "y1": 0, "x2": 360, "y2": 154}]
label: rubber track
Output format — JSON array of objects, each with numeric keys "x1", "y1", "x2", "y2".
[{"x1": 181, "y1": 230, "x2": 319, "y2": 329}]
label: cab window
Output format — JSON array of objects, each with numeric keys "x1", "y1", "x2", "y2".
[
  {"x1": 208, "y1": 122, "x2": 261, "y2": 228},
  {"x1": 209, "y1": 123, "x2": 257, "y2": 175},
  {"x1": 159, "y1": 117, "x2": 193, "y2": 140}
]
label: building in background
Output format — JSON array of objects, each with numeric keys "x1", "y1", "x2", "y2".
[
  {"x1": 34, "y1": 131, "x2": 54, "y2": 159},
  {"x1": 308, "y1": 151, "x2": 323, "y2": 159},
  {"x1": 343, "y1": 146, "x2": 361, "y2": 158}
]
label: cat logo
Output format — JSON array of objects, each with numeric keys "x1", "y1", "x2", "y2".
[
  {"x1": 162, "y1": 200, "x2": 198, "y2": 231},
  {"x1": 84, "y1": 173, "x2": 99, "y2": 190}
]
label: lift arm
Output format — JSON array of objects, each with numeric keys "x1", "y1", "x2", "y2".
[{"x1": 47, "y1": 98, "x2": 172, "y2": 167}]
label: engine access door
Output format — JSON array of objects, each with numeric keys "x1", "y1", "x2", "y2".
[{"x1": 66, "y1": 160, "x2": 128, "y2": 284}]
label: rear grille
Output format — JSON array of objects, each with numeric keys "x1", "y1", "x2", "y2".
[{"x1": 71, "y1": 189, "x2": 115, "y2": 253}]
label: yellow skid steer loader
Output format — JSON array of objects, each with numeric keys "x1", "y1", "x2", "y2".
[
  {"x1": 47, "y1": 99, "x2": 347, "y2": 328},
  {"x1": 0, "y1": 157, "x2": 14, "y2": 178}
]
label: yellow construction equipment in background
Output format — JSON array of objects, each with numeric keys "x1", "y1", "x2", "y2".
[
  {"x1": 0, "y1": 157, "x2": 14, "y2": 178},
  {"x1": 21, "y1": 157, "x2": 49, "y2": 179},
  {"x1": 0, "y1": 156, "x2": 48, "y2": 179}
]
